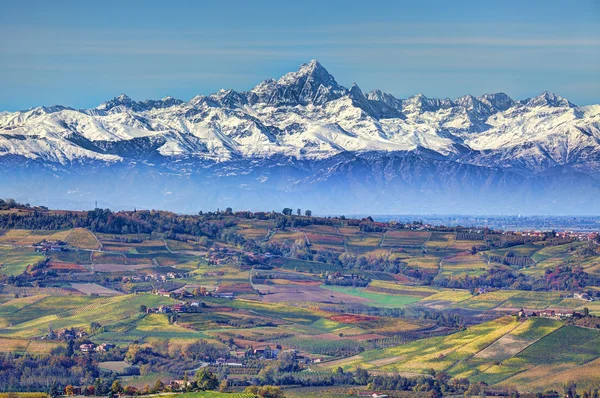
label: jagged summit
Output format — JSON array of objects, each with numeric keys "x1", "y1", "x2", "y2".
[
  {"x1": 277, "y1": 60, "x2": 338, "y2": 88},
  {"x1": 250, "y1": 60, "x2": 347, "y2": 106},
  {"x1": 88, "y1": 62, "x2": 578, "y2": 116},
  {"x1": 97, "y1": 93, "x2": 135, "y2": 111},
  {"x1": 477, "y1": 93, "x2": 515, "y2": 112},
  {"x1": 526, "y1": 91, "x2": 575, "y2": 108}
]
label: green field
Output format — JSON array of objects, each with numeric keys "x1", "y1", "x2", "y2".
[
  {"x1": 320, "y1": 285, "x2": 422, "y2": 308},
  {"x1": 0, "y1": 293, "x2": 176, "y2": 339},
  {"x1": 0, "y1": 246, "x2": 45, "y2": 276}
]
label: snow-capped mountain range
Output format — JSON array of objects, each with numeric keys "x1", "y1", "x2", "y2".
[{"x1": 1, "y1": 60, "x2": 599, "y2": 214}]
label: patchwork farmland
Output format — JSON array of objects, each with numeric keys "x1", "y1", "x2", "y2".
[{"x1": 0, "y1": 208, "x2": 599, "y2": 395}]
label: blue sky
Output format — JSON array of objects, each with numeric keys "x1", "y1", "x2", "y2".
[{"x1": 1, "y1": 0, "x2": 598, "y2": 111}]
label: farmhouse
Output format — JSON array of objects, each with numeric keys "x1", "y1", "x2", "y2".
[
  {"x1": 574, "y1": 292, "x2": 593, "y2": 301},
  {"x1": 173, "y1": 303, "x2": 188, "y2": 313},
  {"x1": 34, "y1": 240, "x2": 67, "y2": 253},
  {"x1": 538, "y1": 309, "x2": 575, "y2": 319},
  {"x1": 79, "y1": 343, "x2": 95, "y2": 353},
  {"x1": 94, "y1": 343, "x2": 115, "y2": 352},
  {"x1": 64, "y1": 386, "x2": 83, "y2": 395},
  {"x1": 170, "y1": 380, "x2": 191, "y2": 388},
  {"x1": 214, "y1": 292, "x2": 234, "y2": 299}
]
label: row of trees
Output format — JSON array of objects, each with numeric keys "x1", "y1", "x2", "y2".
[
  {"x1": 281, "y1": 208, "x2": 311, "y2": 216},
  {"x1": 432, "y1": 265, "x2": 600, "y2": 291}
]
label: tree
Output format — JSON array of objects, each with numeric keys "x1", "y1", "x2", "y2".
[
  {"x1": 65, "y1": 385, "x2": 74, "y2": 396},
  {"x1": 125, "y1": 344, "x2": 140, "y2": 363},
  {"x1": 139, "y1": 304, "x2": 147, "y2": 313},
  {"x1": 564, "y1": 381, "x2": 577, "y2": 398},
  {"x1": 354, "y1": 367, "x2": 370, "y2": 385},
  {"x1": 90, "y1": 322, "x2": 101, "y2": 333},
  {"x1": 152, "y1": 380, "x2": 165, "y2": 393},
  {"x1": 111, "y1": 380, "x2": 123, "y2": 394},
  {"x1": 297, "y1": 208, "x2": 301, "y2": 216},
  {"x1": 282, "y1": 208, "x2": 293, "y2": 216},
  {"x1": 219, "y1": 379, "x2": 229, "y2": 393},
  {"x1": 245, "y1": 386, "x2": 285, "y2": 398},
  {"x1": 195, "y1": 368, "x2": 219, "y2": 390},
  {"x1": 305, "y1": 209, "x2": 312, "y2": 216},
  {"x1": 49, "y1": 382, "x2": 60, "y2": 398},
  {"x1": 67, "y1": 339, "x2": 75, "y2": 356}
]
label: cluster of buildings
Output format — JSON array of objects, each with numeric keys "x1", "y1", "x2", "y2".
[
  {"x1": 520, "y1": 230, "x2": 599, "y2": 242},
  {"x1": 33, "y1": 240, "x2": 67, "y2": 253},
  {"x1": 326, "y1": 273, "x2": 359, "y2": 282},
  {"x1": 123, "y1": 272, "x2": 185, "y2": 284},
  {"x1": 145, "y1": 301, "x2": 203, "y2": 314},
  {"x1": 518, "y1": 308, "x2": 575, "y2": 320},
  {"x1": 42, "y1": 328, "x2": 87, "y2": 341},
  {"x1": 214, "y1": 358, "x2": 243, "y2": 367},
  {"x1": 79, "y1": 343, "x2": 115, "y2": 353},
  {"x1": 207, "y1": 246, "x2": 240, "y2": 265},
  {"x1": 574, "y1": 292, "x2": 596, "y2": 302}
]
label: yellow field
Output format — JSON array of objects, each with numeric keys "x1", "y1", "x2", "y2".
[
  {"x1": 0, "y1": 229, "x2": 72, "y2": 245},
  {"x1": 442, "y1": 252, "x2": 489, "y2": 271},
  {"x1": 0, "y1": 337, "x2": 64, "y2": 353},
  {"x1": 451, "y1": 240, "x2": 487, "y2": 250},
  {"x1": 504, "y1": 357, "x2": 600, "y2": 391},
  {"x1": 66, "y1": 228, "x2": 100, "y2": 250},
  {"x1": 426, "y1": 232, "x2": 457, "y2": 249},
  {"x1": 459, "y1": 290, "x2": 520, "y2": 310},
  {"x1": 421, "y1": 289, "x2": 473, "y2": 303},
  {"x1": 368, "y1": 280, "x2": 438, "y2": 295},
  {"x1": 403, "y1": 256, "x2": 440, "y2": 269}
]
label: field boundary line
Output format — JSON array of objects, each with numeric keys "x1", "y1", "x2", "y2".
[
  {"x1": 444, "y1": 319, "x2": 524, "y2": 375},
  {"x1": 423, "y1": 232, "x2": 433, "y2": 247},
  {"x1": 303, "y1": 232, "x2": 310, "y2": 246},
  {"x1": 64, "y1": 228, "x2": 74, "y2": 244},
  {"x1": 333, "y1": 226, "x2": 349, "y2": 254},
  {"x1": 3, "y1": 294, "x2": 50, "y2": 318},
  {"x1": 508, "y1": 336, "x2": 600, "y2": 388},
  {"x1": 90, "y1": 230, "x2": 103, "y2": 251},
  {"x1": 162, "y1": 238, "x2": 173, "y2": 253},
  {"x1": 477, "y1": 323, "x2": 566, "y2": 379}
]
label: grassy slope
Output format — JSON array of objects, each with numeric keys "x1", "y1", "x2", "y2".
[{"x1": 320, "y1": 285, "x2": 422, "y2": 308}]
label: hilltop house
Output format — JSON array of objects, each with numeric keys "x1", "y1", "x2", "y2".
[
  {"x1": 79, "y1": 343, "x2": 95, "y2": 353},
  {"x1": 94, "y1": 343, "x2": 115, "y2": 352}
]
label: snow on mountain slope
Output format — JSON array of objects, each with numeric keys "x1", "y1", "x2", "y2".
[{"x1": 0, "y1": 60, "x2": 598, "y2": 175}]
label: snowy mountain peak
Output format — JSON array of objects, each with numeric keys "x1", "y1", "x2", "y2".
[
  {"x1": 116, "y1": 93, "x2": 131, "y2": 101},
  {"x1": 366, "y1": 89, "x2": 402, "y2": 110},
  {"x1": 527, "y1": 91, "x2": 574, "y2": 108},
  {"x1": 249, "y1": 60, "x2": 347, "y2": 106},
  {"x1": 477, "y1": 93, "x2": 515, "y2": 112},
  {"x1": 97, "y1": 93, "x2": 136, "y2": 111},
  {"x1": 349, "y1": 83, "x2": 365, "y2": 98},
  {"x1": 403, "y1": 93, "x2": 453, "y2": 114}
]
